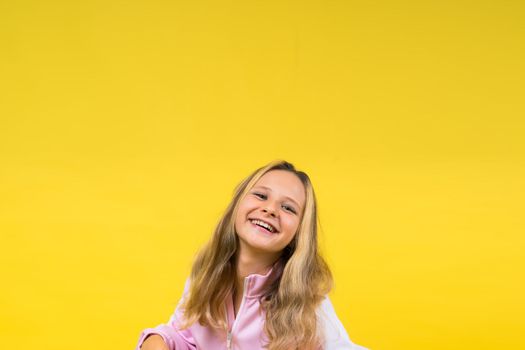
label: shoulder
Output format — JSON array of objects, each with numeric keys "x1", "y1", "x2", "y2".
[
  {"x1": 316, "y1": 296, "x2": 347, "y2": 340},
  {"x1": 316, "y1": 296, "x2": 369, "y2": 350}
]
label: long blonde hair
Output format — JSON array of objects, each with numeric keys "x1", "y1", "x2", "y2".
[{"x1": 180, "y1": 160, "x2": 333, "y2": 349}]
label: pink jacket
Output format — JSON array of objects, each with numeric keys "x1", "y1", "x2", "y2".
[{"x1": 136, "y1": 265, "x2": 367, "y2": 350}]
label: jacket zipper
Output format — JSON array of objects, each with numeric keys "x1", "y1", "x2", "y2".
[{"x1": 227, "y1": 278, "x2": 248, "y2": 350}]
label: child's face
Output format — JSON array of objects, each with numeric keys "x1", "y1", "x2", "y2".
[{"x1": 234, "y1": 169, "x2": 306, "y2": 256}]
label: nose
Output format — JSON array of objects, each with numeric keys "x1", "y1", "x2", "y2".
[{"x1": 262, "y1": 203, "x2": 278, "y2": 217}]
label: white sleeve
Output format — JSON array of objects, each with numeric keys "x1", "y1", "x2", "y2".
[{"x1": 317, "y1": 296, "x2": 369, "y2": 350}]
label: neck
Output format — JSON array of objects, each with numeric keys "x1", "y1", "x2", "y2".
[{"x1": 233, "y1": 244, "x2": 280, "y2": 298}]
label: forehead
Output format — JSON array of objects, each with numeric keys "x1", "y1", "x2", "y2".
[{"x1": 253, "y1": 170, "x2": 306, "y2": 207}]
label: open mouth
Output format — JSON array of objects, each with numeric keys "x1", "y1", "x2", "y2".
[{"x1": 249, "y1": 219, "x2": 277, "y2": 234}]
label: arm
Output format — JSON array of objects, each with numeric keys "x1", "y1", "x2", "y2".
[
  {"x1": 140, "y1": 334, "x2": 169, "y2": 350},
  {"x1": 135, "y1": 279, "x2": 197, "y2": 350},
  {"x1": 318, "y1": 296, "x2": 368, "y2": 350}
]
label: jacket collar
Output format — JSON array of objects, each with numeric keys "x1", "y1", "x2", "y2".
[{"x1": 242, "y1": 258, "x2": 284, "y2": 298}]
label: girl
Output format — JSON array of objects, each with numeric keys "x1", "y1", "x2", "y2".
[{"x1": 136, "y1": 160, "x2": 367, "y2": 350}]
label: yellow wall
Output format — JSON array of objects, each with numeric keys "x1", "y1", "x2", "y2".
[{"x1": 1, "y1": 1, "x2": 523, "y2": 349}]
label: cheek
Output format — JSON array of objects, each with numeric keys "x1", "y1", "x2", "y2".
[
  {"x1": 238, "y1": 198, "x2": 256, "y2": 213},
  {"x1": 283, "y1": 217, "x2": 301, "y2": 236},
  {"x1": 234, "y1": 201, "x2": 254, "y2": 228},
  {"x1": 236, "y1": 200, "x2": 251, "y2": 217},
  {"x1": 233, "y1": 210, "x2": 245, "y2": 232}
]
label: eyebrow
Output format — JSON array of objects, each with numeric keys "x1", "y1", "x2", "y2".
[{"x1": 252, "y1": 185, "x2": 302, "y2": 208}]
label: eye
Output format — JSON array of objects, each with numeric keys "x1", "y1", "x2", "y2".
[
  {"x1": 253, "y1": 192, "x2": 267, "y2": 200},
  {"x1": 282, "y1": 204, "x2": 297, "y2": 214}
]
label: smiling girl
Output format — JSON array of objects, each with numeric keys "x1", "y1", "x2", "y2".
[{"x1": 136, "y1": 160, "x2": 367, "y2": 350}]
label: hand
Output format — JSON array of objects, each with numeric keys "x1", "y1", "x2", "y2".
[{"x1": 140, "y1": 334, "x2": 169, "y2": 350}]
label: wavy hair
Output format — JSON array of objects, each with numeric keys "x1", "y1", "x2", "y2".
[{"x1": 180, "y1": 160, "x2": 333, "y2": 349}]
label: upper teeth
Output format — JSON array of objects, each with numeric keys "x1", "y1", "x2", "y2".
[{"x1": 250, "y1": 219, "x2": 275, "y2": 233}]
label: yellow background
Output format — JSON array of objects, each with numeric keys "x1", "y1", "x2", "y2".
[{"x1": 1, "y1": 1, "x2": 523, "y2": 349}]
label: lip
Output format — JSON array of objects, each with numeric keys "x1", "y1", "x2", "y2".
[{"x1": 248, "y1": 218, "x2": 279, "y2": 234}]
